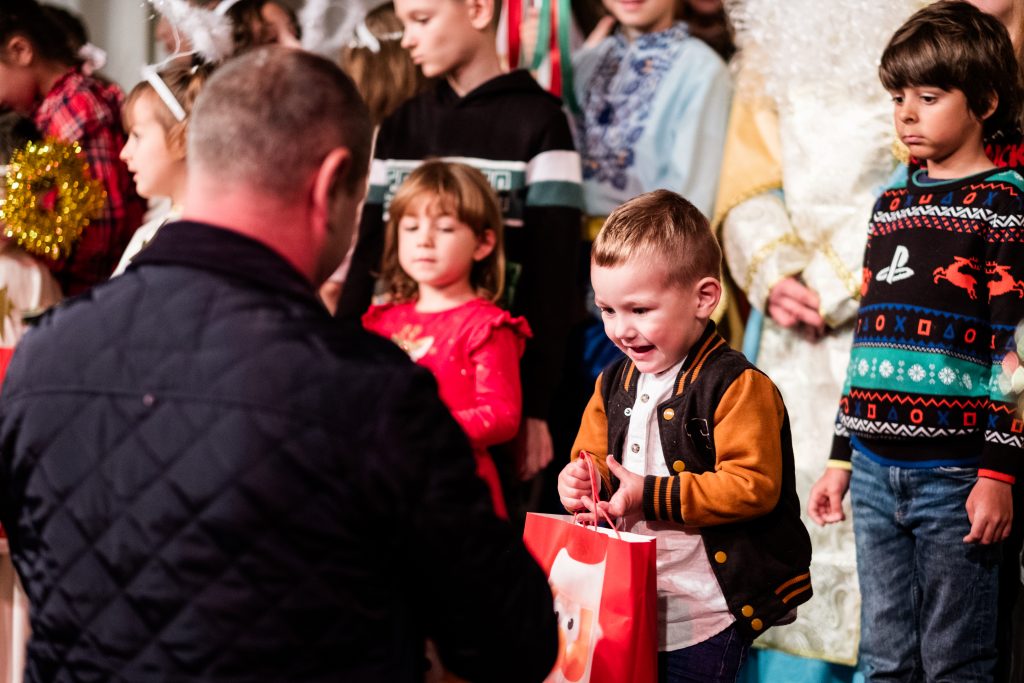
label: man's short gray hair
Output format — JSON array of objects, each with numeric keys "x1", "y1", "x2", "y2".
[{"x1": 189, "y1": 47, "x2": 372, "y2": 197}]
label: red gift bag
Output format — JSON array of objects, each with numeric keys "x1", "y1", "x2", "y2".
[{"x1": 523, "y1": 455, "x2": 658, "y2": 683}]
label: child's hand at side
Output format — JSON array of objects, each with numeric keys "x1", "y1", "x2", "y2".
[
  {"x1": 964, "y1": 477, "x2": 1013, "y2": 544},
  {"x1": 558, "y1": 458, "x2": 593, "y2": 513},
  {"x1": 807, "y1": 467, "x2": 852, "y2": 525},
  {"x1": 598, "y1": 455, "x2": 643, "y2": 519}
]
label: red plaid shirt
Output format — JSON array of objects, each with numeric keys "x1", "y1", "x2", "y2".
[{"x1": 34, "y1": 69, "x2": 145, "y2": 295}]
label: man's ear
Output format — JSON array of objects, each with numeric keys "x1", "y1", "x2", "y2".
[
  {"x1": 466, "y1": 0, "x2": 496, "y2": 31},
  {"x1": 3, "y1": 35, "x2": 35, "y2": 67},
  {"x1": 694, "y1": 276, "x2": 722, "y2": 319},
  {"x1": 311, "y1": 147, "x2": 352, "y2": 237}
]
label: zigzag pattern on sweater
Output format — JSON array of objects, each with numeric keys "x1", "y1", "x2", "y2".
[
  {"x1": 846, "y1": 390, "x2": 990, "y2": 409},
  {"x1": 839, "y1": 417, "x2": 972, "y2": 438},
  {"x1": 987, "y1": 431, "x2": 1024, "y2": 448},
  {"x1": 872, "y1": 204, "x2": 1024, "y2": 232}
]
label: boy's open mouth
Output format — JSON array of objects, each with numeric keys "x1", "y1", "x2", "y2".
[{"x1": 626, "y1": 344, "x2": 655, "y2": 355}]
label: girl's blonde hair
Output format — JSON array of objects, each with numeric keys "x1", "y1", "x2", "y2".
[
  {"x1": 340, "y1": 3, "x2": 428, "y2": 126},
  {"x1": 381, "y1": 160, "x2": 505, "y2": 304},
  {"x1": 123, "y1": 61, "x2": 214, "y2": 148}
]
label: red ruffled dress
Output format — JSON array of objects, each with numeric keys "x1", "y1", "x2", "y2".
[{"x1": 363, "y1": 298, "x2": 531, "y2": 518}]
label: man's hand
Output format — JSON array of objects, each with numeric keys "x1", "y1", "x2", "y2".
[
  {"x1": 596, "y1": 455, "x2": 643, "y2": 519},
  {"x1": 516, "y1": 417, "x2": 554, "y2": 481},
  {"x1": 964, "y1": 477, "x2": 1013, "y2": 544},
  {"x1": 767, "y1": 277, "x2": 825, "y2": 339},
  {"x1": 807, "y1": 467, "x2": 852, "y2": 525}
]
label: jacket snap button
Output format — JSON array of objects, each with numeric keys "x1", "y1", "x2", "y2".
[
  {"x1": 624, "y1": 407, "x2": 632, "y2": 416},
  {"x1": 714, "y1": 551, "x2": 727, "y2": 564},
  {"x1": 741, "y1": 605, "x2": 754, "y2": 617},
  {"x1": 672, "y1": 460, "x2": 685, "y2": 472},
  {"x1": 663, "y1": 408, "x2": 675, "y2": 420},
  {"x1": 631, "y1": 443, "x2": 640, "y2": 453},
  {"x1": 751, "y1": 618, "x2": 763, "y2": 631},
  {"x1": 640, "y1": 394, "x2": 650, "y2": 403},
  {"x1": 142, "y1": 393, "x2": 155, "y2": 407}
]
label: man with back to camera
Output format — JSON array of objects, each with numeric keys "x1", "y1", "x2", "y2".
[{"x1": 0, "y1": 47, "x2": 557, "y2": 682}]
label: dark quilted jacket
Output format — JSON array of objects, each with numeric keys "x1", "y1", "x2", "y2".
[{"x1": 0, "y1": 222, "x2": 558, "y2": 683}]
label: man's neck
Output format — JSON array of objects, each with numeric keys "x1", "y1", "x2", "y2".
[
  {"x1": 446, "y1": 43, "x2": 503, "y2": 97},
  {"x1": 181, "y1": 182, "x2": 316, "y2": 283}
]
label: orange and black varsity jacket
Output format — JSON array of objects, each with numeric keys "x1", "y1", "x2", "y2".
[{"x1": 570, "y1": 322, "x2": 813, "y2": 640}]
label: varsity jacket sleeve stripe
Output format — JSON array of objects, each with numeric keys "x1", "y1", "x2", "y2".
[
  {"x1": 643, "y1": 369, "x2": 785, "y2": 526},
  {"x1": 569, "y1": 374, "x2": 612, "y2": 496}
]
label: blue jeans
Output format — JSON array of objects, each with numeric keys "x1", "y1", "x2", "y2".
[
  {"x1": 850, "y1": 450, "x2": 1000, "y2": 682},
  {"x1": 658, "y1": 623, "x2": 750, "y2": 683}
]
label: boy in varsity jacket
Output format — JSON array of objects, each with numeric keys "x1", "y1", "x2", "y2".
[{"x1": 559, "y1": 191, "x2": 811, "y2": 682}]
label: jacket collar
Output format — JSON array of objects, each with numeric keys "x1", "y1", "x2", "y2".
[
  {"x1": 129, "y1": 220, "x2": 324, "y2": 309},
  {"x1": 620, "y1": 320, "x2": 724, "y2": 397}
]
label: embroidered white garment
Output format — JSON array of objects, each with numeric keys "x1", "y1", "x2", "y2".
[{"x1": 620, "y1": 359, "x2": 734, "y2": 651}]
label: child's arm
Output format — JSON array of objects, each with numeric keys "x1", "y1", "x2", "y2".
[
  {"x1": 451, "y1": 322, "x2": 528, "y2": 448},
  {"x1": 516, "y1": 109, "x2": 583, "y2": 472},
  {"x1": 568, "y1": 374, "x2": 611, "y2": 494},
  {"x1": 807, "y1": 467, "x2": 852, "y2": 526},
  {"x1": 336, "y1": 177, "x2": 385, "y2": 318},
  {"x1": 967, "y1": 184, "x2": 1024, "y2": 544},
  {"x1": 642, "y1": 370, "x2": 787, "y2": 525},
  {"x1": 964, "y1": 477, "x2": 1013, "y2": 544},
  {"x1": 44, "y1": 90, "x2": 143, "y2": 291}
]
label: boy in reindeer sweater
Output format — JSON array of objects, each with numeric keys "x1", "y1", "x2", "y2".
[{"x1": 808, "y1": 3, "x2": 1024, "y2": 679}]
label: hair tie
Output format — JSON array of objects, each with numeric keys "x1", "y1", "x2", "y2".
[{"x1": 77, "y1": 42, "x2": 107, "y2": 75}]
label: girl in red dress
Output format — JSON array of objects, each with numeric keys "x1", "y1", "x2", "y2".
[{"x1": 363, "y1": 161, "x2": 531, "y2": 518}]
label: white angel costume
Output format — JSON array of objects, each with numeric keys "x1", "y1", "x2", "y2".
[{"x1": 715, "y1": 0, "x2": 923, "y2": 665}]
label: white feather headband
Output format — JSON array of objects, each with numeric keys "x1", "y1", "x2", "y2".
[{"x1": 147, "y1": 0, "x2": 242, "y2": 65}]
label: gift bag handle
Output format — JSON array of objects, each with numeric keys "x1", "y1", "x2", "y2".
[{"x1": 576, "y1": 450, "x2": 620, "y2": 538}]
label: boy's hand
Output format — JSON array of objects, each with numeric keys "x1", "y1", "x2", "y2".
[
  {"x1": 557, "y1": 458, "x2": 593, "y2": 513},
  {"x1": 598, "y1": 455, "x2": 643, "y2": 519},
  {"x1": 807, "y1": 467, "x2": 851, "y2": 526},
  {"x1": 964, "y1": 477, "x2": 1013, "y2": 544}
]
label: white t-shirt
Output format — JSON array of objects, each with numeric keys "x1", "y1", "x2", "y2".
[{"x1": 620, "y1": 358, "x2": 735, "y2": 651}]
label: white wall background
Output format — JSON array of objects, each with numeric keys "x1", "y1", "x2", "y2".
[{"x1": 45, "y1": 0, "x2": 154, "y2": 91}]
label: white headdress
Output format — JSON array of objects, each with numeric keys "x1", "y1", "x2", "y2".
[
  {"x1": 299, "y1": 0, "x2": 394, "y2": 57},
  {"x1": 147, "y1": 0, "x2": 243, "y2": 65},
  {"x1": 141, "y1": 0, "x2": 243, "y2": 122}
]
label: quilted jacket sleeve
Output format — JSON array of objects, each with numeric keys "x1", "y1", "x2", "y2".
[{"x1": 377, "y1": 368, "x2": 557, "y2": 682}]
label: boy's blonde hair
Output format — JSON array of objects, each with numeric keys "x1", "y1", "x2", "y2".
[
  {"x1": 124, "y1": 62, "x2": 215, "y2": 150},
  {"x1": 381, "y1": 160, "x2": 505, "y2": 304},
  {"x1": 593, "y1": 189, "x2": 721, "y2": 288}
]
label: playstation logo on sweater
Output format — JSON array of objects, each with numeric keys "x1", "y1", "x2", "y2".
[{"x1": 876, "y1": 246, "x2": 914, "y2": 284}]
